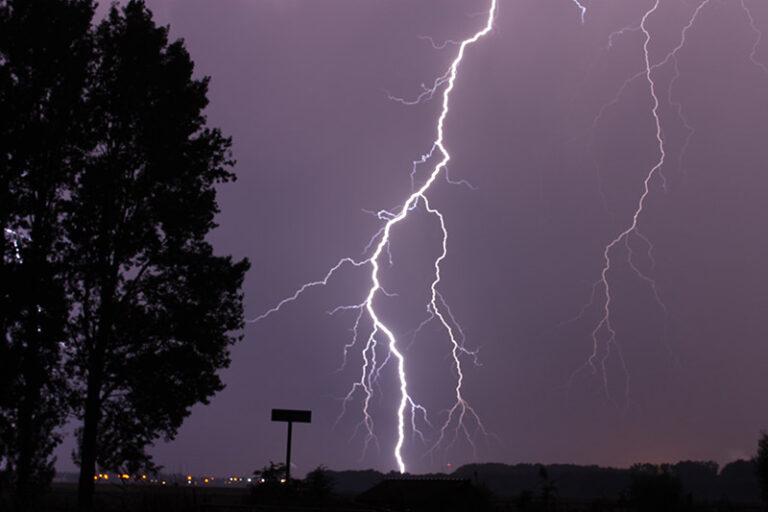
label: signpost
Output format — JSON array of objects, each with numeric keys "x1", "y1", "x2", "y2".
[{"x1": 271, "y1": 409, "x2": 311, "y2": 484}]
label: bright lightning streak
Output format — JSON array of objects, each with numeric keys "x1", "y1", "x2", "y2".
[
  {"x1": 247, "y1": 257, "x2": 369, "y2": 323},
  {"x1": 360, "y1": 0, "x2": 498, "y2": 472},
  {"x1": 422, "y1": 196, "x2": 489, "y2": 456},
  {"x1": 252, "y1": 0, "x2": 499, "y2": 473},
  {"x1": 571, "y1": 0, "x2": 587, "y2": 24}
]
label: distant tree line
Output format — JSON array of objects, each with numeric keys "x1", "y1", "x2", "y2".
[
  {"x1": 0, "y1": 1, "x2": 249, "y2": 511},
  {"x1": 320, "y1": 457, "x2": 766, "y2": 506},
  {"x1": 453, "y1": 459, "x2": 761, "y2": 505}
]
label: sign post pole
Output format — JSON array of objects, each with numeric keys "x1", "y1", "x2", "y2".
[
  {"x1": 285, "y1": 420, "x2": 293, "y2": 483},
  {"x1": 271, "y1": 409, "x2": 311, "y2": 485}
]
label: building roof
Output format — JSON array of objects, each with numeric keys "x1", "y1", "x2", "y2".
[{"x1": 357, "y1": 478, "x2": 486, "y2": 511}]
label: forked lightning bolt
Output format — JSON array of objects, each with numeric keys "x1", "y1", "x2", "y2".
[
  {"x1": 578, "y1": 0, "x2": 742, "y2": 403},
  {"x1": 577, "y1": 0, "x2": 673, "y2": 404},
  {"x1": 251, "y1": 0, "x2": 498, "y2": 473}
]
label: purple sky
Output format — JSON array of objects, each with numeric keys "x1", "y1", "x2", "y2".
[{"x1": 57, "y1": 0, "x2": 768, "y2": 477}]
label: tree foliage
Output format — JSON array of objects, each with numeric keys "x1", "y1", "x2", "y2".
[
  {"x1": 0, "y1": 1, "x2": 248, "y2": 510},
  {"x1": 304, "y1": 465, "x2": 335, "y2": 500},
  {"x1": 67, "y1": 2, "x2": 249, "y2": 508},
  {"x1": 755, "y1": 431, "x2": 768, "y2": 506},
  {"x1": 0, "y1": 0, "x2": 94, "y2": 508},
  {"x1": 626, "y1": 463, "x2": 685, "y2": 512}
]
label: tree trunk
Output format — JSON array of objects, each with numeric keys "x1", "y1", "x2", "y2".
[
  {"x1": 77, "y1": 370, "x2": 101, "y2": 512},
  {"x1": 14, "y1": 384, "x2": 33, "y2": 512},
  {"x1": 77, "y1": 272, "x2": 114, "y2": 512},
  {"x1": 14, "y1": 252, "x2": 48, "y2": 512}
]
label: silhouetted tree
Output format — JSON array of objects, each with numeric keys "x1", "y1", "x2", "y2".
[
  {"x1": 304, "y1": 465, "x2": 335, "y2": 500},
  {"x1": 0, "y1": 2, "x2": 246, "y2": 509},
  {"x1": 755, "y1": 432, "x2": 768, "y2": 507},
  {"x1": 253, "y1": 461, "x2": 287, "y2": 484},
  {"x1": 516, "y1": 489, "x2": 534, "y2": 510},
  {"x1": 0, "y1": 1, "x2": 93, "y2": 510},
  {"x1": 626, "y1": 463, "x2": 684, "y2": 512},
  {"x1": 670, "y1": 460, "x2": 718, "y2": 502},
  {"x1": 251, "y1": 462, "x2": 288, "y2": 504},
  {"x1": 535, "y1": 465, "x2": 558, "y2": 511},
  {"x1": 63, "y1": 2, "x2": 248, "y2": 510},
  {"x1": 720, "y1": 459, "x2": 759, "y2": 503}
]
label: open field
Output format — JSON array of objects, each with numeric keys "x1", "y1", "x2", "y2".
[{"x1": 4, "y1": 483, "x2": 371, "y2": 512}]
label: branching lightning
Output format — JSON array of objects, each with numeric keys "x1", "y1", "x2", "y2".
[
  {"x1": 251, "y1": 0, "x2": 499, "y2": 473},
  {"x1": 577, "y1": 0, "x2": 717, "y2": 402},
  {"x1": 251, "y1": 0, "x2": 765, "y2": 470},
  {"x1": 418, "y1": 35, "x2": 459, "y2": 51},
  {"x1": 576, "y1": 0, "x2": 674, "y2": 404}
]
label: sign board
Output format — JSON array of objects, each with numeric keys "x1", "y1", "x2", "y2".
[{"x1": 271, "y1": 409, "x2": 311, "y2": 423}]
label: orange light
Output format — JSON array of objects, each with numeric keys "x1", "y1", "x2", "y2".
[
  {"x1": 142, "y1": 475, "x2": 146, "y2": 480},
  {"x1": 187, "y1": 475, "x2": 192, "y2": 480},
  {"x1": 93, "y1": 476, "x2": 98, "y2": 480},
  {"x1": 103, "y1": 475, "x2": 109, "y2": 480},
  {"x1": 204, "y1": 478, "x2": 209, "y2": 483}
]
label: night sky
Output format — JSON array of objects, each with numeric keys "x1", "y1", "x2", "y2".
[{"x1": 56, "y1": 0, "x2": 768, "y2": 477}]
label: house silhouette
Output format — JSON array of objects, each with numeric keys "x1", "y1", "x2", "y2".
[{"x1": 357, "y1": 477, "x2": 488, "y2": 511}]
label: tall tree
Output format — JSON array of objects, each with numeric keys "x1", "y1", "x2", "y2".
[
  {"x1": 0, "y1": 1, "x2": 93, "y2": 509},
  {"x1": 65, "y1": 2, "x2": 248, "y2": 510}
]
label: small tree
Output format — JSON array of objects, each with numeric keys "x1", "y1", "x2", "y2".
[
  {"x1": 304, "y1": 465, "x2": 335, "y2": 500},
  {"x1": 537, "y1": 464, "x2": 558, "y2": 510},
  {"x1": 755, "y1": 431, "x2": 768, "y2": 506},
  {"x1": 627, "y1": 463, "x2": 683, "y2": 512},
  {"x1": 251, "y1": 462, "x2": 287, "y2": 504},
  {"x1": 253, "y1": 461, "x2": 287, "y2": 485}
]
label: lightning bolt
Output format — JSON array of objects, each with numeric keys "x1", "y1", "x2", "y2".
[
  {"x1": 740, "y1": 0, "x2": 768, "y2": 75},
  {"x1": 571, "y1": 0, "x2": 587, "y2": 24},
  {"x1": 606, "y1": 23, "x2": 641, "y2": 50},
  {"x1": 417, "y1": 35, "x2": 459, "y2": 51},
  {"x1": 667, "y1": 54, "x2": 694, "y2": 178},
  {"x1": 577, "y1": 0, "x2": 712, "y2": 403},
  {"x1": 346, "y1": 0, "x2": 500, "y2": 472},
  {"x1": 252, "y1": 0, "x2": 499, "y2": 473}
]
